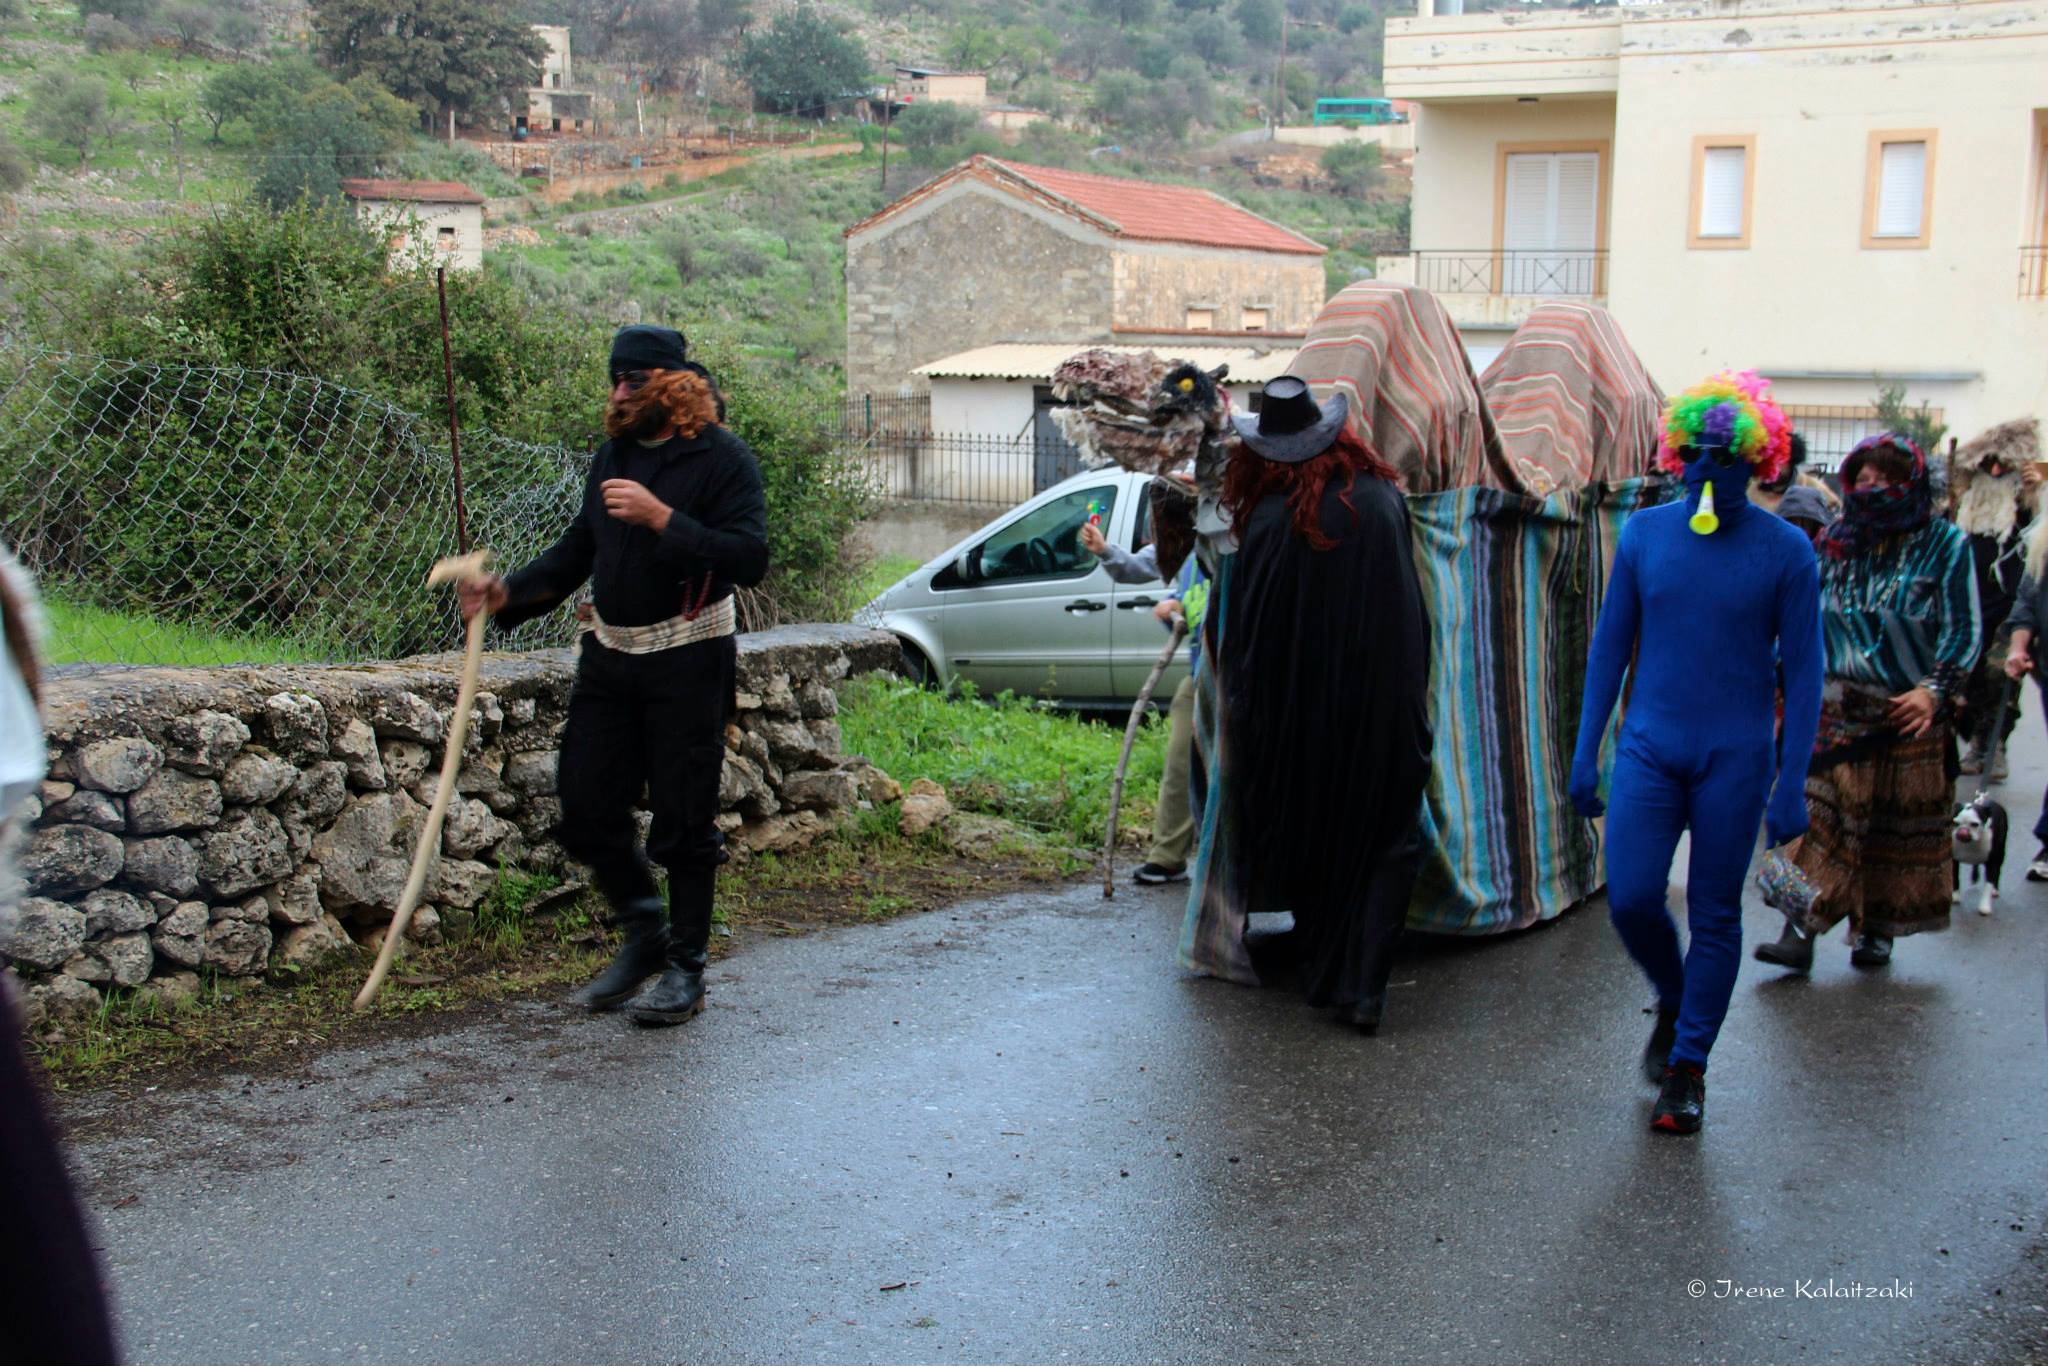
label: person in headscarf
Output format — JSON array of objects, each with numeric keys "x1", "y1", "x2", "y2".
[
  {"x1": 1775, "y1": 482, "x2": 1837, "y2": 545},
  {"x1": 0, "y1": 547, "x2": 121, "y2": 1366},
  {"x1": 1569, "y1": 371, "x2": 1823, "y2": 1136},
  {"x1": 1754, "y1": 434, "x2": 1980, "y2": 975},
  {"x1": 461, "y1": 325, "x2": 767, "y2": 1027},
  {"x1": 1950, "y1": 420, "x2": 2040, "y2": 779},
  {"x1": 1208, "y1": 376, "x2": 1432, "y2": 1032}
]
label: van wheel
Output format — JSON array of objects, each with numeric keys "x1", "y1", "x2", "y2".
[{"x1": 897, "y1": 643, "x2": 935, "y2": 688}]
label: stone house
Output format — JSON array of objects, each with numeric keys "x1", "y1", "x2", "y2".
[
  {"x1": 341, "y1": 180, "x2": 486, "y2": 273},
  {"x1": 893, "y1": 67, "x2": 988, "y2": 109},
  {"x1": 844, "y1": 155, "x2": 1326, "y2": 405}
]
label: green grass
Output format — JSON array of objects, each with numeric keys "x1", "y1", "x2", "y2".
[
  {"x1": 45, "y1": 597, "x2": 319, "y2": 667},
  {"x1": 843, "y1": 553, "x2": 922, "y2": 615},
  {"x1": 837, "y1": 674, "x2": 1166, "y2": 849}
]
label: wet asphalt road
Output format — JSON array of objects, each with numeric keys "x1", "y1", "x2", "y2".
[{"x1": 61, "y1": 727, "x2": 2048, "y2": 1365}]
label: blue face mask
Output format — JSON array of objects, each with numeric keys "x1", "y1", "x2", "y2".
[{"x1": 1680, "y1": 446, "x2": 1754, "y2": 530}]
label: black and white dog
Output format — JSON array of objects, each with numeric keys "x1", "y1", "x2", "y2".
[{"x1": 1952, "y1": 790, "x2": 2010, "y2": 915}]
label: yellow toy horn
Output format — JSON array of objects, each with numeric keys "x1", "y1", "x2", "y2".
[{"x1": 1690, "y1": 480, "x2": 1720, "y2": 536}]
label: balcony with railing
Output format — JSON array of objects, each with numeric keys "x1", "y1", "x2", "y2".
[
  {"x1": 2024, "y1": 246, "x2": 2048, "y2": 300},
  {"x1": 1371, "y1": 249, "x2": 1608, "y2": 327}
]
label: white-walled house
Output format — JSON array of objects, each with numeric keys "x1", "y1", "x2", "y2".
[
  {"x1": 1379, "y1": 0, "x2": 2048, "y2": 465},
  {"x1": 341, "y1": 180, "x2": 486, "y2": 273}
]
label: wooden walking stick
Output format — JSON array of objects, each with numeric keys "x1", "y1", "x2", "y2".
[
  {"x1": 353, "y1": 550, "x2": 493, "y2": 1010},
  {"x1": 1103, "y1": 613, "x2": 1186, "y2": 900}
]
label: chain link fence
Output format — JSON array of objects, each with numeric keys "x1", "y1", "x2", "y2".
[{"x1": 0, "y1": 347, "x2": 590, "y2": 668}]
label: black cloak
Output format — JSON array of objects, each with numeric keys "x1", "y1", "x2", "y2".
[{"x1": 1218, "y1": 469, "x2": 1433, "y2": 1011}]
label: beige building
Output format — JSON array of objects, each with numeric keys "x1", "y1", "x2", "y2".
[
  {"x1": 845, "y1": 155, "x2": 1326, "y2": 404},
  {"x1": 893, "y1": 67, "x2": 988, "y2": 109},
  {"x1": 523, "y1": 24, "x2": 594, "y2": 133},
  {"x1": 1380, "y1": 0, "x2": 2048, "y2": 465},
  {"x1": 341, "y1": 180, "x2": 486, "y2": 273}
]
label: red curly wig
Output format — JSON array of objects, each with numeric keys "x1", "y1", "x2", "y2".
[
  {"x1": 605, "y1": 368, "x2": 721, "y2": 442},
  {"x1": 1221, "y1": 422, "x2": 1400, "y2": 551}
]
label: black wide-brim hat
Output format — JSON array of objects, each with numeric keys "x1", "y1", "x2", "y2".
[{"x1": 1231, "y1": 376, "x2": 1350, "y2": 464}]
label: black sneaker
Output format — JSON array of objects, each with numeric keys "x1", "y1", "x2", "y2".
[
  {"x1": 1132, "y1": 863, "x2": 1187, "y2": 885},
  {"x1": 1849, "y1": 933, "x2": 1893, "y2": 968},
  {"x1": 1642, "y1": 1005, "x2": 1679, "y2": 1086},
  {"x1": 1651, "y1": 1065, "x2": 1706, "y2": 1135}
]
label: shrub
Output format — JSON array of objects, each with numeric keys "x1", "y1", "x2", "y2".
[
  {"x1": 27, "y1": 73, "x2": 112, "y2": 167},
  {"x1": 82, "y1": 14, "x2": 142, "y2": 51},
  {"x1": 0, "y1": 137, "x2": 28, "y2": 196},
  {"x1": 1322, "y1": 141, "x2": 1382, "y2": 198}
]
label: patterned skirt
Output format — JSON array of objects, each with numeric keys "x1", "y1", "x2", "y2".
[{"x1": 1794, "y1": 684, "x2": 1955, "y2": 939}]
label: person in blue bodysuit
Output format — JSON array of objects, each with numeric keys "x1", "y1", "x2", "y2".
[{"x1": 1569, "y1": 371, "x2": 1824, "y2": 1136}]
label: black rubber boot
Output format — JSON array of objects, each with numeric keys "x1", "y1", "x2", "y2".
[
  {"x1": 572, "y1": 895, "x2": 668, "y2": 1011},
  {"x1": 1641, "y1": 1004, "x2": 1680, "y2": 1086},
  {"x1": 1850, "y1": 932, "x2": 1893, "y2": 968},
  {"x1": 1752, "y1": 917, "x2": 1814, "y2": 974},
  {"x1": 629, "y1": 866, "x2": 714, "y2": 1028}
]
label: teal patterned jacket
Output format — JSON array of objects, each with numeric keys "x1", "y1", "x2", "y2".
[{"x1": 1819, "y1": 518, "x2": 1982, "y2": 702}]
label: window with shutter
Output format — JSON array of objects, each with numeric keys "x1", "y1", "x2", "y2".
[
  {"x1": 1688, "y1": 136, "x2": 1754, "y2": 248},
  {"x1": 1700, "y1": 148, "x2": 1744, "y2": 236},
  {"x1": 1863, "y1": 131, "x2": 1935, "y2": 248},
  {"x1": 1876, "y1": 143, "x2": 1926, "y2": 236},
  {"x1": 1500, "y1": 149, "x2": 1601, "y2": 295}
]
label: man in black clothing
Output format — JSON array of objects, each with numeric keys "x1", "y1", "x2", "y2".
[{"x1": 461, "y1": 325, "x2": 768, "y2": 1026}]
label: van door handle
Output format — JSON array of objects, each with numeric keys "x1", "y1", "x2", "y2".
[
  {"x1": 1117, "y1": 597, "x2": 1158, "y2": 610},
  {"x1": 1064, "y1": 599, "x2": 1108, "y2": 613}
]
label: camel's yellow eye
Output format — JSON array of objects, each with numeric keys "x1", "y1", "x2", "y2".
[{"x1": 1177, "y1": 377, "x2": 1195, "y2": 393}]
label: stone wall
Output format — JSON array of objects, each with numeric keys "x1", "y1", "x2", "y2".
[
  {"x1": 6, "y1": 627, "x2": 900, "y2": 1030},
  {"x1": 845, "y1": 181, "x2": 1114, "y2": 403},
  {"x1": 1110, "y1": 244, "x2": 1327, "y2": 337}
]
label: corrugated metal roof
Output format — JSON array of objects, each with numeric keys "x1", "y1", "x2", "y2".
[{"x1": 913, "y1": 342, "x2": 1299, "y2": 383}]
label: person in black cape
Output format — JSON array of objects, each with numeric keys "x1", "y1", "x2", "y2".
[{"x1": 1215, "y1": 377, "x2": 1433, "y2": 1031}]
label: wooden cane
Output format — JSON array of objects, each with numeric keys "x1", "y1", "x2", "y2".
[
  {"x1": 353, "y1": 551, "x2": 493, "y2": 1010},
  {"x1": 1103, "y1": 615, "x2": 1186, "y2": 900}
]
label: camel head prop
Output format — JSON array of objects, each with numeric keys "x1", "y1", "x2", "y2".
[{"x1": 1049, "y1": 350, "x2": 1232, "y2": 580}]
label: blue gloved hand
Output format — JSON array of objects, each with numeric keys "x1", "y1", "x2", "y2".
[
  {"x1": 1765, "y1": 785, "x2": 1809, "y2": 848},
  {"x1": 1568, "y1": 760, "x2": 1605, "y2": 819}
]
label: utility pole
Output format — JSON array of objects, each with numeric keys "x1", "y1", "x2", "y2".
[
  {"x1": 1270, "y1": 7, "x2": 1288, "y2": 138},
  {"x1": 878, "y1": 97, "x2": 892, "y2": 192}
]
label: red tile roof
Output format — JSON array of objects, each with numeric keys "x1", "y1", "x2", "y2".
[
  {"x1": 990, "y1": 158, "x2": 1324, "y2": 256},
  {"x1": 339, "y1": 179, "x2": 486, "y2": 206}
]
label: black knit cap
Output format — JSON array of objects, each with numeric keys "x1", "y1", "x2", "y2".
[{"x1": 610, "y1": 325, "x2": 689, "y2": 378}]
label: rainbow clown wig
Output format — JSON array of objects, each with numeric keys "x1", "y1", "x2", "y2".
[{"x1": 1654, "y1": 369, "x2": 1793, "y2": 485}]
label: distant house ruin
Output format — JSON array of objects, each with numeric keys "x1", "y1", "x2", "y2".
[
  {"x1": 341, "y1": 180, "x2": 486, "y2": 273},
  {"x1": 522, "y1": 24, "x2": 595, "y2": 134}
]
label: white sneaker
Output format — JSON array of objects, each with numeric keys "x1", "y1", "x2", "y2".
[{"x1": 2028, "y1": 852, "x2": 2048, "y2": 883}]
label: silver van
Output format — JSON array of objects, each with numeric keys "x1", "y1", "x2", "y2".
[{"x1": 853, "y1": 468, "x2": 1191, "y2": 706}]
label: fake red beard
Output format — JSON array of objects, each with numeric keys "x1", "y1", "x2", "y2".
[{"x1": 604, "y1": 394, "x2": 671, "y2": 442}]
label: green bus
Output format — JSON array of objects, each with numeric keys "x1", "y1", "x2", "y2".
[{"x1": 1313, "y1": 98, "x2": 1405, "y2": 126}]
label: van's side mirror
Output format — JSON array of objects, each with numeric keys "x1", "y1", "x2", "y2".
[{"x1": 931, "y1": 548, "x2": 976, "y2": 590}]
